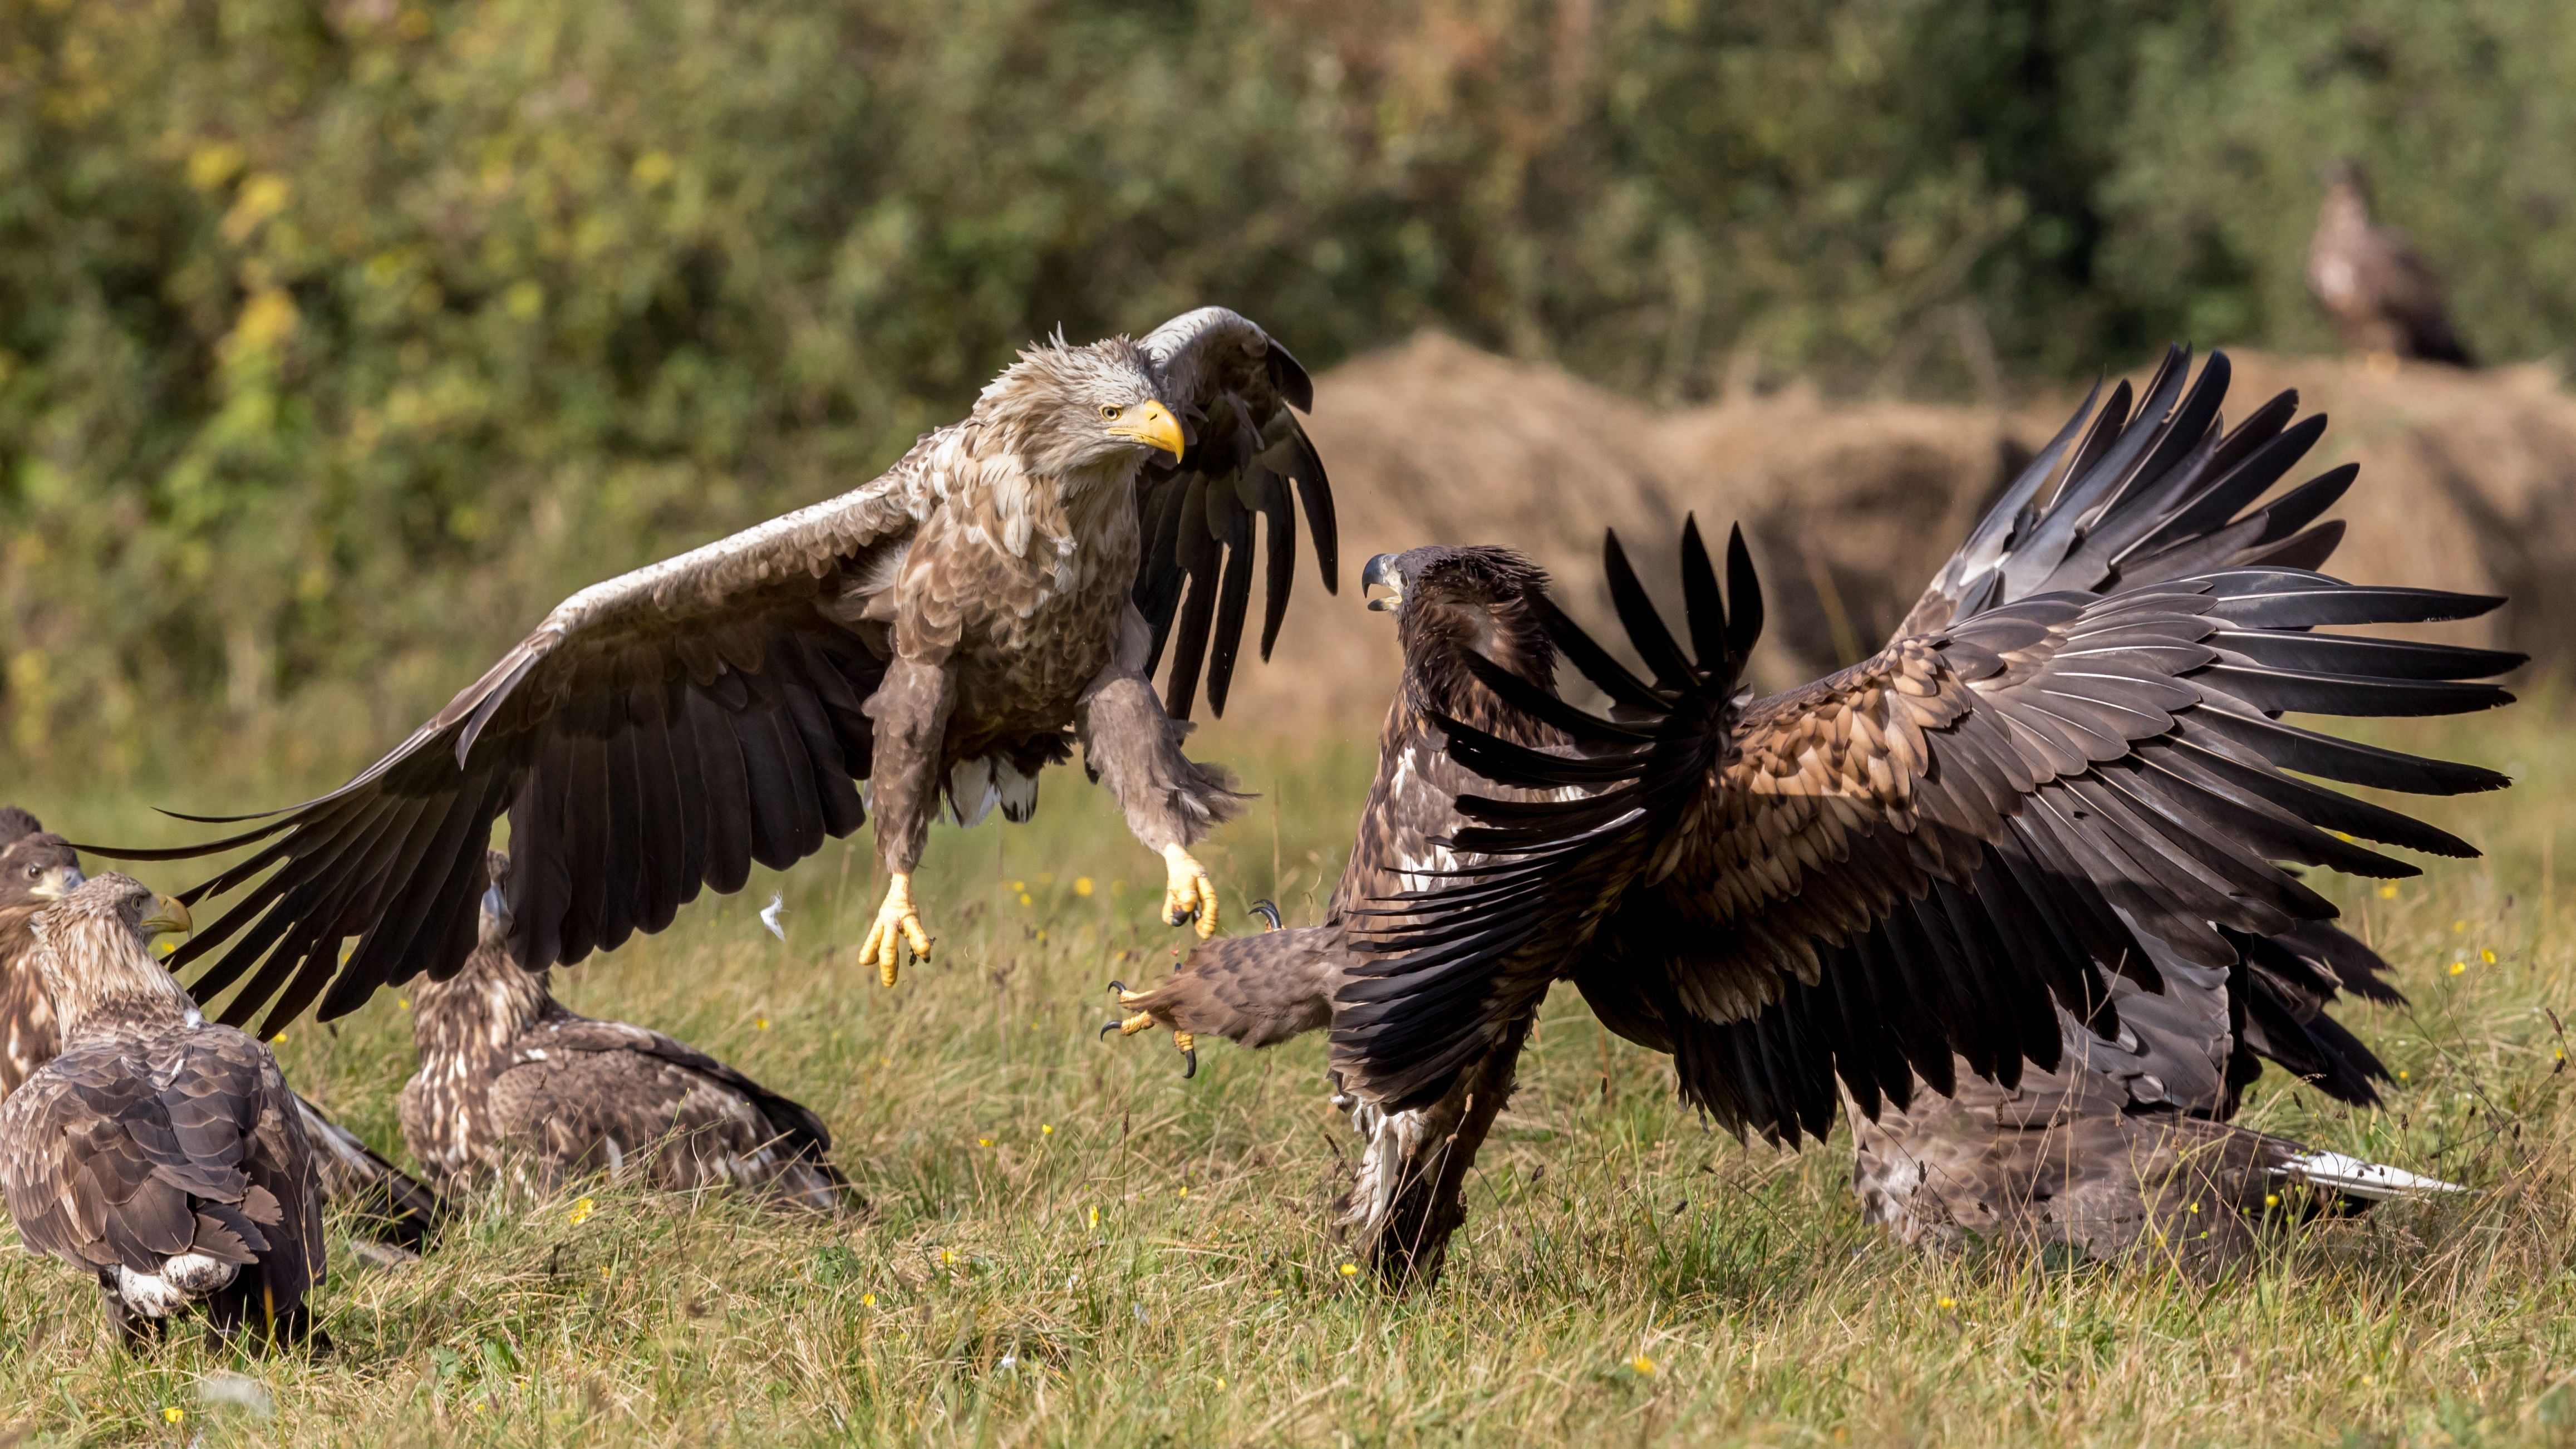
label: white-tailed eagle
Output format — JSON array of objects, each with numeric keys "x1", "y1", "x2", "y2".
[
  {"x1": 92, "y1": 308, "x2": 1332, "y2": 1032},
  {"x1": 397, "y1": 851, "x2": 851, "y2": 1210},
  {"x1": 0, "y1": 875, "x2": 327, "y2": 1348}
]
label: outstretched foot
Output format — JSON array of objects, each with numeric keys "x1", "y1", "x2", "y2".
[
  {"x1": 1161, "y1": 844, "x2": 1219, "y2": 940},
  {"x1": 1250, "y1": 898, "x2": 1282, "y2": 932},
  {"x1": 860, "y1": 872, "x2": 931, "y2": 987},
  {"x1": 1100, "y1": 982, "x2": 1197, "y2": 1078}
]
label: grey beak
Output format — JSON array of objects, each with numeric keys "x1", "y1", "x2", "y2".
[
  {"x1": 1363, "y1": 553, "x2": 1403, "y2": 611},
  {"x1": 480, "y1": 883, "x2": 507, "y2": 921}
]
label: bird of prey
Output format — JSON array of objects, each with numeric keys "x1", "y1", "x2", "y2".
[
  {"x1": 1105, "y1": 547, "x2": 1572, "y2": 1280},
  {"x1": 1334, "y1": 348, "x2": 2510, "y2": 1278},
  {"x1": 2307, "y1": 158, "x2": 2475, "y2": 367},
  {"x1": 93, "y1": 308, "x2": 1332, "y2": 1033},
  {"x1": 0, "y1": 875, "x2": 326, "y2": 1348},
  {"x1": 397, "y1": 851, "x2": 852, "y2": 1211},
  {"x1": 0, "y1": 807, "x2": 444, "y2": 1253}
]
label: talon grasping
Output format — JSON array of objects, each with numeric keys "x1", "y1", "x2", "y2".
[
  {"x1": 1250, "y1": 899, "x2": 1282, "y2": 932},
  {"x1": 859, "y1": 872, "x2": 931, "y2": 987},
  {"x1": 1100, "y1": 980, "x2": 1198, "y2": 1076},
  {"x1": 1161, "y1": 843, "x2": 1220, "y2": 939}
]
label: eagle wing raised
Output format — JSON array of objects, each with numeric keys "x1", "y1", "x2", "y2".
[
  {"x1": 85, "y1": 463, "x2": 940, "y2": 1034},
  {"x1": 1336, "y1": 350, "x2": 2517, "y2": 1126},
  {"x1": 1131, "y1": 307, "x2": 1335, "y2": 718}
]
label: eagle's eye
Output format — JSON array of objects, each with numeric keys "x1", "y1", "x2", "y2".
[
  {"x1": 1099, "y1": 404, "x2": 1121, "y2": 421},
  {"x1": 19, "y1": 866, "x2": 33, "y2": 879}
]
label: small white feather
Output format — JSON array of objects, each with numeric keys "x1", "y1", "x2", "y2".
[{"x1": 761, "y1": 891, "x2": 787, "y2": 942}]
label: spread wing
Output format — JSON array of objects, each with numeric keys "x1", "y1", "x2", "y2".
[
  {"x1": 1132, "y1": 307, "x2": 1335, "y2": 718},
  {"x1": 82, "y1": 470, "x2": 935, "y2": 1035},
  {"x1": 1340, "y1": 353, "x2": 2517, "y2": 1124}
]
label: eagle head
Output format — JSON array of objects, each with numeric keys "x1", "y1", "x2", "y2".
[
  {"x1": 0, "y1": 824, "x2": 86, "y2": 910},
  {"x1": 28, "y1": 872, "x2": 197, "y2": 1035},
  {"x1": 1364, "y1": 546, "x2": 1558, "y2": 723},
  {"x1": 975, "y1": 333, "x2": 1185, "y2": 480}
]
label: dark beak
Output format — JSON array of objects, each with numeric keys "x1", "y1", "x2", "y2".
[{"x1": 1363, "y1": 553, "x2": 1403, "y2": 612}]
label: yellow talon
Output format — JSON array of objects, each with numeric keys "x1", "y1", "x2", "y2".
[
  {"x1": 860, "y1": 872, "x2": 931, "y2": 987},
  {"x1": 1160, "y1": 843, "x2": 1219, "y2": 940},
  {"x1": 1100, "y1": 982, "x2": 1200, "y2": 1078}
]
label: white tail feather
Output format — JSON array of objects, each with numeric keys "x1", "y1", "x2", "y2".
[{"x1": 2275, "y1": 1150, "x2": 2464, "y2": 1201}]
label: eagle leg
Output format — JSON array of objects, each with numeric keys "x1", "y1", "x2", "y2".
[
  {"x1": 1099, "y1": 983, "x2": 1198, "y2": 1077},
  {"x1": 859, "y1": 872, "x2": 932, "y2": 988},
  {"x1": 1160, "y1": 843, "x2": 1221, "y2": 940}
]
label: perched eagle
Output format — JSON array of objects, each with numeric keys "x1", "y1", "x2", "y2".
[
  {"x1": 0, "y1": 807, "x2": 444, "y2": 1252},
  {"x1": 397, "y1": 851, "x2": 851, "y2": 1210},
  {"x1": 2307, "y1": 159, "x2": 2475, "y2": 367},
  {"x1": 94, "y1": 308, "x2": 1331, "y2": 1033},
  {"x1": 1348, "y1": 349, "x2": 2514, "y2": 1276},
  {"x1": 0, "y1": 875, "x2": 326, "y2": 1348}
]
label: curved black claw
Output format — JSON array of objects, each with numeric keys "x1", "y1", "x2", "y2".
[
  {"x1": 1181, "y1": 1047, "x2": 1199, "y2": 1079},
  {"x1": 1106, "y1": 979, "x2": 1129, "y2": 994},
  {"x1": 1250, "y1": 900, "x2": 1282, "y2": 932},
  {"x1": 1099, "y1": 1019, "x2": 1123, "y2": 1040}
]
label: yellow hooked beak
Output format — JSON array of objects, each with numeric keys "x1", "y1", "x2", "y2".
[
  {"x1": 1107, "y1": 398, "x2": 1186, "y2": 459},
  {"x1": 140, "y1": 895, "x2": 193, "y2": 941}
]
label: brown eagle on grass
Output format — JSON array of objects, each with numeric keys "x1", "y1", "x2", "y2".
[
  {"x1": 397, "y1": 851, "x2": 850, "y2": 1211},
  {"x1": 92, "y1": 308, "x2": 1331, "y2": 1035},
  {"x1": 0, "y1": 875, "x2": 326, "y2": 1348},
  {"x1": 0, "y1": 807, "x2": 445, "y2": 1253},
  {"x1": 1114, "y1": 349, "x2": 2501, "y2": 1279}
]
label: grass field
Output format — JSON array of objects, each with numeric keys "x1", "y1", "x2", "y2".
[{"x1": 4, "y1": 705, "x2": 2575, "y2": 1447}]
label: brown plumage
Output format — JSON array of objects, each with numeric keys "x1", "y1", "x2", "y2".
[
  {"x1": 0, "y1": 875, "x2": 326, "y2": 1348},
  {"x1": 90, "y1": 308, "x2": 1333, "y2": 1032},
  {"x1": 397, "y1": 851, "x2": 851, "y2": 1211},
  {"x1": 1345, "y1": 347, "x2": 2507, "y2": 1271},
  {"x1": 2307, "y1": 158, "x2": 2474, "y2": 366},
  {"x1": 1108, "y1": 547, "x2": 1566, "y2": 1282},
  {"x1": 0, "y1": 807, "x2": 444, "y2": 1253}
]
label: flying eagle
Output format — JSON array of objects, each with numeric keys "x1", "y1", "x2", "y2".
[
  {"x1": 396, "y1": 851, "x2": 851, "y2": 1210},
  {"x1": 93, "y1": 308, "x2": 1331, "y2": 1033},
  {"x1": 2307, "y1": 159, "x2": 2475, "y2": 367},
  {"x1": 0, "y1": 807, "x2": 444, "y2": 1252},
  {"x1": 0, "y1": 875, "x2": 326, "y2": 1348}
]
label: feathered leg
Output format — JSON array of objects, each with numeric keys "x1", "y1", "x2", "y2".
[{"x1": 1336, "y1": 1012, "x2": 1533, "y2": 1289}]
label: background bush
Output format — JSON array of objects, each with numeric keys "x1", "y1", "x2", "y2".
[{"x1": 2, "y1": 0, "x2": 2570, "y2": 780}]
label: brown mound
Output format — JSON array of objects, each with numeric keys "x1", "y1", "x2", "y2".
[{"x1": 1215, "y1": 334, "x2": 2572, "y2": 739}]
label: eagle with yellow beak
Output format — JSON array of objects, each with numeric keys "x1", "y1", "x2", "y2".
[{"x1": 101, "y1": 308, "x2": 1333, "y2": 1033}]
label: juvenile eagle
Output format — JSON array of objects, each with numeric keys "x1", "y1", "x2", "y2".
[
  {"x1": 0, "y1": 808, "x2": 444, "y2": 1252},
  {"x1": 95, "y1": 308, "x2": 1331, "y2": 1032},
  {"x1": 1105, "y1": 548, "x2": 1559, "y2": 1280},
  {"x1": 2307, "y1": 159, "x2": 2475, "y2": 367},
  {"x1": 0, "y1": 875, "x2": 326, "y2": 1348},
  {"x1": 1349, "y1": 349, "x2": 2513, "y2": 1274},
  {"x1": 397, "y1": 851, "x2": 851, "y2": 1210}
]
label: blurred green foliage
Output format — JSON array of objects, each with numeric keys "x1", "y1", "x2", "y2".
[{"x1": 1, "y1": 0, "x2": 2568, "y2": 780}]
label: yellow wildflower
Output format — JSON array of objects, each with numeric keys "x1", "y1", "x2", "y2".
[
  {"x1": 1937, "y1": 1296, "x2": 1955, "y2": 1309},
  {"x1": 2450, "y1": 961, "x2": 2466, "y2": 976},
  {"x1": 863, "y1": 1293, "x2": 877, "y2": 1307},
  {"x1": 1042, "y1": 1124, "x2": 1054, "y2": 1137},
  {"x1": 2398, "y1": 1069, "x2": 2411, "y2": 1080},
  {"x1": 2377, "y1": 884, "x2": 2398, "y2": 900},
  {"x1": 1630, "y1": 1353, "x2": 1656, "y2": 1376},
  {"x1": 756, "y1": 1018, "x2": 770, "y2": 1030},
  {"x1": 165, "y1": 1407, "x2": 185, "y2": 1425},
  {"x1": 1088, "y1": 1205, "x2": 1099, "y2": 1229},
  {"x1": 1012, "y1": 881, "x2": 1025, "y2": 892},
  {"x1": 2452, "y1": 920, "x2": 2466, "y2": 932},
  {"x1": 1075, "y1": 877, "x2": 1095, "y2": 897},
  {"x1": 397, "y1": 998, "x2": 410, "y2": 1010},
  {"x1": 1039, "y1": 872, "x2": 1055, "y2": 886},
  {"x1": 2265, "y1": 1193, "x2": 2280, "y2": 1207},
  {"x1": 568, "y1": 1197, "x2": 596, "y2": 1226},
  {"x1": 978, "y1": 1138, "x2": 992, "y2": 1148},
  {"x1": 1019, "y1": 893, "x2": 1033, "y2": 907},
  {"x1": 2483, "y1": 948, "x2": 2497, "y2": 964},
  {"x1": 1339, "y1": 1263, "x2": 1358, "y2": 1277}
]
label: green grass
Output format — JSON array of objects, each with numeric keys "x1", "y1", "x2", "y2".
[{"x1": 6, "y1": 711, "x2": 2576, "y2": 1446}]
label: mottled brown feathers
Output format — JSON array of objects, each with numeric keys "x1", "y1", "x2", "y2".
[
  {"x1": 91, "y1": 309, "x2": 1331, "y2": 1035},
  {"x1": 399, "y1": 853, "x2": 851, "y2": 1212},
  {"x1": 2307, "y1": 159, "x2": 2474, "y2": 366},
  {"x1": 0, "y1": 875, "x2": 326, "y2": 1347}
]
